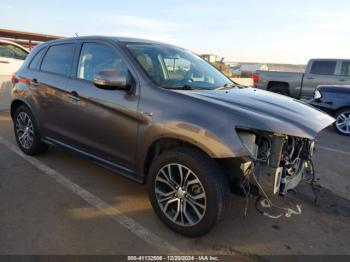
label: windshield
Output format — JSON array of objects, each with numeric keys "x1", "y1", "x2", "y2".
[{"x1": 126, "y1": 43, "x2": 233, "y2": 90}]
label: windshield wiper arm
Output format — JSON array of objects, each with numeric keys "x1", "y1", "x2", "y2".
[
  {"x1": 216, "y1": 83, "x2": 236, "y2": 90},
  {"x1": 163, "y1": 84, "x2": 197, "y2": 90},
  {"x1": 216, "y1": 82, "x2": 248, "y2": 90}
]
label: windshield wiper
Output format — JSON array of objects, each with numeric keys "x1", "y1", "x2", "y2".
[
  {"x1": 163, "y1": 84, "x2": 197, "y2": 90},
  {"x1": 216, "y1": 83, "x2": 236, "y2": 90},
  {"x1": 216, "y1": 82, "x2": 248, "y2": 90}
]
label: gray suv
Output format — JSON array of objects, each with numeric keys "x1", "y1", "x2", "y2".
[{"x1": 11, "y1": 36, "x2": 334, "y2": 236}]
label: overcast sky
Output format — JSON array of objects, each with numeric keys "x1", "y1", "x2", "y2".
[{"x1": 1, "y1": 0, "x2": 349, "y2": 64}]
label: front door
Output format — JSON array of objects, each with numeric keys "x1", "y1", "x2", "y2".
[{"x1": 65, "y1": 42, "x2": 139, "y2": 169}]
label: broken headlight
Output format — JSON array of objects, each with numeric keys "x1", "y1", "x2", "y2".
[
  {"x1": 237, "y1": 130, "x2": 257, "y2": 158},
  {"x1": 237, "y1": 129, "x2": 315, "y2": 195}
]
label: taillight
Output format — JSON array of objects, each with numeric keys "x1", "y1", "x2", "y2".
[
  {"x1": 11, "y1": 73, "x2": 18, "y2": 86},
  {"x1": 252, "y1": 72, "x2": 259, "y2": 84}
]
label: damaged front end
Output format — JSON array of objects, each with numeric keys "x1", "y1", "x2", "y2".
[{"x1": 237, "y1": 129, "x2": 315, "y2": 196}]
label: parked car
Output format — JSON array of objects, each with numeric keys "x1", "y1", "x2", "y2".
[
  {"x1": 0, "y1": 39, "x2": 29, "y2": 76},
  {"x1": 253, "y1": 59, "x2": 350, "y2": 99},
  {"x1": 309, "y1": 85, "x2": 350, "y2": 136},
  {"x1": 11, "y1": 36, "x2": 334, "y2": 236}
]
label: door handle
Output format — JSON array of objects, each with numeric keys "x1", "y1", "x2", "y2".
[
  {"x1": 30, "y1": 78, "x2": 40, "y2": 87},
  {"x1": 68, "y1": 91, "x2": 80, "y2": 103},
  {"x1": 338, "y1": 79, "x2": 347, "y2": 82},
  {"x1": 307, "y1": 77, "x2": 314, "y2": 80},
  {"x1": 0, "y1": 60, "x2": 10, "y2": 64}
]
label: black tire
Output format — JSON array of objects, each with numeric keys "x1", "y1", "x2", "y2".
[
  {"x1": 148, "y1": 147, "x2": 230, "y2": 237},
  {"x1": 269, "y1": 84, "x2": 289, "y2": 96},
  {"x1": 334, "y1": 107, "x2": 350, "y2": 136},
  {"x1": 13, "y1": 105, "x2": 48, "y2": 155}
]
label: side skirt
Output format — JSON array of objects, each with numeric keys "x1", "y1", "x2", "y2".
[{"x1": 42, "y1": 137, "x2": 144, "y2": 183}]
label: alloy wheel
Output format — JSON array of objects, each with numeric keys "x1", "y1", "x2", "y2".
[
  {"x1": 155, "y1": 164, "x2": 206, "y2": 227},
  {"x1": 16, "y1": 112, "x2": 34, "y2": 149},
  {"x1": 336, "y1": 111, "x2": 350, "y2": 135}
]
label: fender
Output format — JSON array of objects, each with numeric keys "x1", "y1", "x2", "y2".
[
  {"x1": 11, "y1": 82, "x2": 44, "y2": 135},
  {"x1": 11, "y1": 78, "x2": 33, "y2": 117},
  {"x1": 10, "y1": 98, "x2": 35, "y2": 119},
  {"x1": 136, "y1": 120, "x2": 247, "y2": 175}
]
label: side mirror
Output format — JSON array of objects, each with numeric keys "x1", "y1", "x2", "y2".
[{"x1": 93, "y1": 69, "x2": 130, "y2": 90}]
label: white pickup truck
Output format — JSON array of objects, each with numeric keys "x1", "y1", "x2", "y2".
[{"x1": 253, "y1": 59, "x2": 350, "y2": 99}]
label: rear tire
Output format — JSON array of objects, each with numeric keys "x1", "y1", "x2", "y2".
[
  {"x1": 334, "y1": 108, "x2": 350, "y2": 136},
  {"x1": 13, "y1": 105, "x2": 48, "y2": 155},
  {"x1": 148, "y1": 147, "x2": 230, "y2": 237}
]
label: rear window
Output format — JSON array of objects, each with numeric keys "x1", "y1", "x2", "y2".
[
  {"x1": 40, "y1": 44, "x2": 74, "y2": 76},
  {"x1": 310, "y1": 61, "x2": 336, "y2": 75}
]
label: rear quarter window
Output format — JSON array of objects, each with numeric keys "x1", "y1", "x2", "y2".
[
  {"x1": 310, "y1": 61, "x2": 336, "y2": 75},
  {"x1": 40, "y1": 44, "x2": 75, "y2": 76},
  {"x1": 29, "y1": 48, "x2": 46, "y2": 70}
]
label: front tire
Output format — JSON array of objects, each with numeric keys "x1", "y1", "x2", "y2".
[
  {"x1": 148, "y1": 147, "x2": 230, "y2": 237},
  {"x1": 14, "y1": 105, "x2": 48, "y2": 155}
]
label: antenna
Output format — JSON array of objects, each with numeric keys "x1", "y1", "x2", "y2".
[{"x1": 75, "y1": 33, "x2": 79, "y2": 37}]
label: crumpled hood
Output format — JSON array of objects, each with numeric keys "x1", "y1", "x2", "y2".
[{"x1": 180, "y1": 87, "x2": 335, "y2": 139}]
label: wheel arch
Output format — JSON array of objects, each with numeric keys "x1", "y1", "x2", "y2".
[
  {"x1": 267, "y1": 81, "x2": 290, "y2": 90},
  {"x1": 267, "y1": 82, "x2": 290, "y2": 96},
  {"x1": 334, "y1": 106, "x2": 350, "y2": 116},
  {"x1": 10, "y1": 99, "x2": 44, "y2": 136},
  {"x1": 10, "y1": 99, "x2": 33, "y2": 119},
  {"x1": 143, "y1": 138, "x2": 215, "y2": 179}
]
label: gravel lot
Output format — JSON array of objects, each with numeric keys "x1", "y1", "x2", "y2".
[{"x1": 0, "y1": 110, "x2": 349, "y2": 259}]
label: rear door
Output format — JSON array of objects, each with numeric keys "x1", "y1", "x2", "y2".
[
  {"x1": 31, "y1": 43, "x2": 76, "y2": 139},
  {"x1": 302, "y1": 60, "x2": 338, "y2": 98},
  {"x1": 65, "y1": 41, "x2": 140, "y2": 169}
]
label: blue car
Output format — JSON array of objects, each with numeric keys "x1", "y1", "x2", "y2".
[{"x1": 309, "y1": 85, "x2": 350, "y2": 136}]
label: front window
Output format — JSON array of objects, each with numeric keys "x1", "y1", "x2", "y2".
[
  {"x1": 77, "y1": 43, "x2": 130, "y2": 82},
  {"x1": 126, "y1": 43, "x2": 232, "y2": 89}
]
